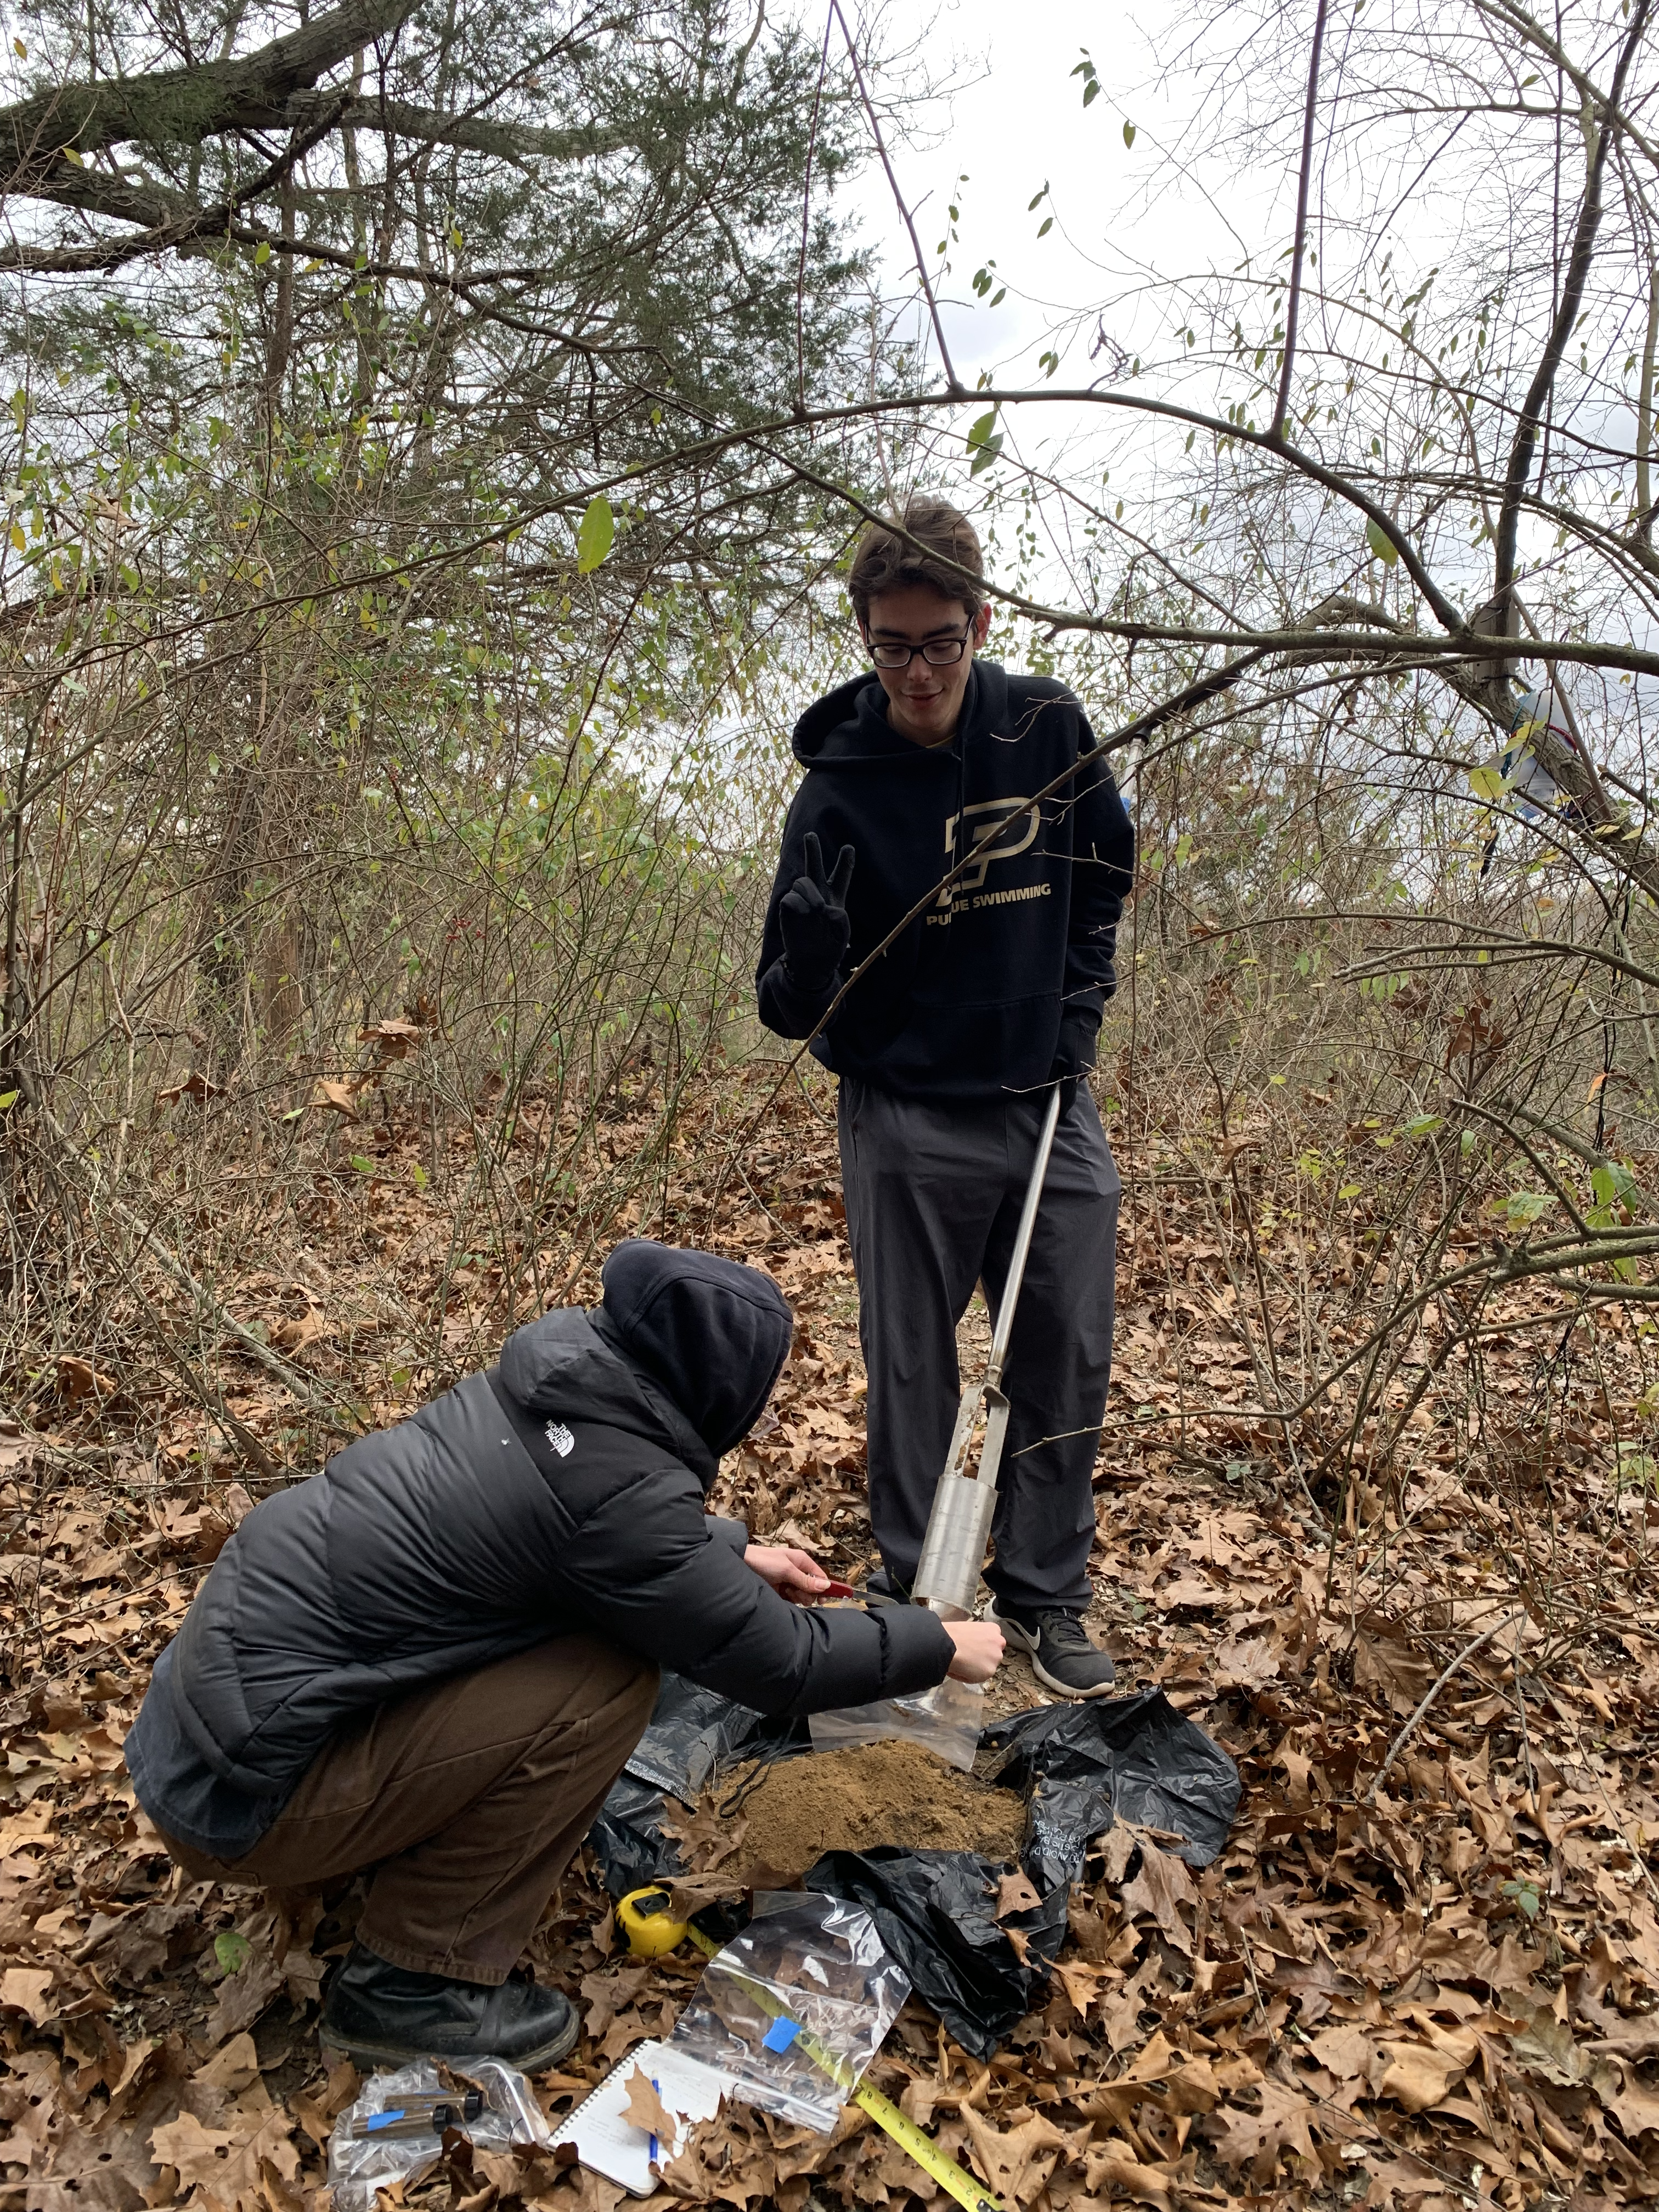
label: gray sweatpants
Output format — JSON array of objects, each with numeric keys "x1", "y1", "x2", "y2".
[{"x1": 836, "y1": 1077, "x2": 1120, "y2": 1613}]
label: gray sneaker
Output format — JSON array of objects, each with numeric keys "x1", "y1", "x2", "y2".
[{"x1": 990, "y1": 1603, "x2": 1117, "y2": 1698}]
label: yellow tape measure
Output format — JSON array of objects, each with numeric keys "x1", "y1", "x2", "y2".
[{"x1": 640, "y1": 1902, "x2": 1003, "y2": 2212}]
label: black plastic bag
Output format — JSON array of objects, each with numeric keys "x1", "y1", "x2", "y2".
[
  {"x1": 981, "y1": 1686, "x2": 1240, "y2": 1867},
  {"x1": 804, "y1": 1846, "x2": 1048, "y2": 2061}
]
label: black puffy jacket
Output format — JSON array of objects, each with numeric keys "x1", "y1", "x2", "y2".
[{"x1": 125, "y1": 1241, "x2": 953, "y2": 1857}]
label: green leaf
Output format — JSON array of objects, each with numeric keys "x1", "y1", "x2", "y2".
[
  {"x1": 1122, "y1": 120, "x2": 1136, "y2": 148},
  {"x1": 1338, "y1": 1183, "x2": 1363, "y2": 1199},
  {"x1": 411, "y1": 1163, "x2": 430, "y2": 1190},
  {"x1": 967, "y1": 410, "x2": 1003, "y2": 476},
  {"x1": 215, "y1": 1932, "x2": 251, "y2": 1976},
  {"x1": 1082, "y1": 80, "x2": 1099, "y2": 106},
  {"x1": 350, "y1": 1154, "x2": 375, "y2": 1175},
  {"x1": 1500, "y1": 1878, "x2": 1542, "y2": 1922},
  {"x1": 254, "y1": 240, "x2": 271, "y2": 266},
  {"x1": 575, "y1": 495, "x2": 614, "y2": 573},
  {"x1": 1037, "y1": 216, "x2": 1054, "y2": 238},
  {"x1": 1402, "y1": 1114, "x2": 1443, "y2": 1139},
  {"x1": 1491, "y1": 1189, "x2": 1550, "y2": 1224},
  {"x1": 1466, "y1": 763, "x2": 1508, "y2": 800},
  {"x1": 0, "y1": 1090, "x2": 18, "y2": 1111},
  {"x1": 1365, "y1": 516, "x2": 1399, "y2": 566}
]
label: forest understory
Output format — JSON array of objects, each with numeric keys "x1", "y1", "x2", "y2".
[{"x1": 1, "y1": 1062, "x2": 1656, "y2": 2212}]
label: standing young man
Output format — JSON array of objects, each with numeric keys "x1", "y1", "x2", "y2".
[{"x1": 755, "y1": 495, "x2": 1135, "y2": 1697}]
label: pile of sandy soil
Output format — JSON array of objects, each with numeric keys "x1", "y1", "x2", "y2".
[{"x1": 721, "y1": 1740, "x2": 1027, "y2": 1881}]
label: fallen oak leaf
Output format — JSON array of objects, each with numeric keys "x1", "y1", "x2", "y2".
[
  {"x1": 1081, "y1": 2146, "x2": 1180, "y2": 2211},
  {"x1": 1370, "y1": 2037, "x2": 1469, "y2": 2114},
  {"x1": 149, "y1": 2108, "x2": 301, "y2": 2212},
  {"x1": 620, "y1": 2063, "x2": 681, "y2": 2150},
  {"x1": 994, "y1": 1867, "x2": 1041, "y2": 1918},
  {"x1": 1118, "y1": 1836, "x2": 1200, "y2": 1957},
  {"x1": 1206, "y1": 2079, "x2": 1320, "y2": 2187},
  {"x1": 958, "y1": 2108, "x2": 1070, "y2": 2202},
  {"x1": 0, "y1": 1965, "x2": 57, "y2": 2026}
]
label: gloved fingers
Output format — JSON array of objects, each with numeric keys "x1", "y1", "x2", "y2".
[
  {"x1": 782, "y1": 876, "x2": 828, "y2": 921},
  {"x1": 827, "y1": 842, "x2": 856, "y2": 904},
  {"x1": 801, "y1": 830, "x2": 827, "y2": 890}
]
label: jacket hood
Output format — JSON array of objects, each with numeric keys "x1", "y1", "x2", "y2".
[
  {"x1": 595, "y1": 1239, "x2": 793, "y2": 1459},
  {"x1": 792, "y1": 662, "x2": 1007, "y2": 770},
  {"x1": 496, "y1": 1306, "x2": 718, "y2": 1477}
]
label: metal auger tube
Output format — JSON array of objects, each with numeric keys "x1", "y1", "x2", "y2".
[{"x1": 913, "y1": 1085, "x2": 1064, "y2": 1618}]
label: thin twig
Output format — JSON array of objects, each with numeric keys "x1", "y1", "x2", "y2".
[
  {"x1": 1366, "y1": 1612, "x2": 1524, "y2": 1802},
  {"x1": 1270, "y1": 0, "x2": 1331, "y2": 442},
  {"x1": 829, "y1": 0, "x2": 964, "y2": 396}
]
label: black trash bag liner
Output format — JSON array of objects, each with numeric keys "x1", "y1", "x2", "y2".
[
  {"x1": 804, "y1": 1846, "x2": 1050, "y2": 2061},
  {"x1": 585, "y1": 1673, "x2": 808, "y2": 1898},
  {"x1": 982, "y1": 1688, "x2": 1239, "y2": 1867},
  {"x1": 622, "y1": 1673, "x2": 804, "y2": 1799}
]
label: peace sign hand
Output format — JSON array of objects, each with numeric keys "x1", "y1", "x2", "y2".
[{"x1": 779, "y1": 831, "x2": 856, "y2": 992}]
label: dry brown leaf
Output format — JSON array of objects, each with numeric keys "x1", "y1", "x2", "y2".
[
  {"x1": 309, "y1": 1079, "x2": 363, "y2": 1118},
  {"x1": 156, "y1": 1069, "x2": 223, "y2": 1105},
  {"x1": 193, "y1": 2031, "x2": 262, "y2": 2096},
  {"x1": 1, "y1": 1965, "x2": 57, "y2": 2025},
  {"x1": 994, "y1": 1867, "x2": 1041, "y2": 1918},
  {"x1": 149, "y1": 2108, "x2": 301, "y2": 2212},
  {"x1": 1081, "y1": 2147, "x2": 1180, "y2": 2210},
  {"x1": 1371, "y1": 2038, "x2": 1467, "y2": 2113},
  {"x1": 1207, "y1": 2079, "x2": 1319, "y2": 2186},
  {"x1": 619, "y1": 2062, "x2": 680, "y2": 2149},
  {"x1": 1119, "y1": 1839, "x2": 1199, "y2": 1956},
  {"x1": 959, "y1": 2108, "x2": 1069, "y2": 2203}
]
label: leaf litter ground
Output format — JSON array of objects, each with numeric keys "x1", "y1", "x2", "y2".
[{"x1": 2, "y1": 1069, "x2": 1657, "y2": 2210}]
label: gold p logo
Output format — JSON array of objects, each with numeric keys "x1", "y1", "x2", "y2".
[{"x1": 938, "y1": 798, "x2": 1039, "y2": 903}]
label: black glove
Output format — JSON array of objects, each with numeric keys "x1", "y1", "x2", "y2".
[
  {"x1": 1048, "y1": 1005, "x2": 1101, "y2": 1115},
  {"x1": 779, "y1": 832, "x2": 856, "y2": 992}
]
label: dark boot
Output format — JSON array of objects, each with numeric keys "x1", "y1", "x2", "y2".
[{"x1": 319, "y1": 1942, "x2": 579, "y2": 2069}]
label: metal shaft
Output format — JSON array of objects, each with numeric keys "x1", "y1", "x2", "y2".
[
  {"x1": 984, "y1": 1084, "x2": 1063, "y2": 1391},
  {"x1": 913, "y1": 1083, "x2": 1065, "y2": 1617}
]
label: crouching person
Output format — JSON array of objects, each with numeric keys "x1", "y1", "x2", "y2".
[{"x1": 123, "y1": 1239, "x2": 1002, "y2": 2070}]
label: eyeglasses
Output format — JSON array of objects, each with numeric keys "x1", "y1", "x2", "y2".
[{"x1": 865, "y1": 626, "x2": 972, "y2": 669}]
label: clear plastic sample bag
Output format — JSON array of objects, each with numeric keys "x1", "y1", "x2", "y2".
[
  {"x1": 669, "y1": 1891, "x2": 909, "y2": 2133},
  {"x1": 806, "y1": 1673, "x2": 984, "y2": 1773},
  {"x1": 327, "y1": 2057, "x2": 554, "y2": 2212}
]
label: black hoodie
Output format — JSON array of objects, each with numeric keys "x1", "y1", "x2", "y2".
[
  {"x1": 124, "y1": 1241, "x2": 953, "y2": 1858},
  {"x1": 755, "y1": 662, "x2": 1135, "y2": 1102}
]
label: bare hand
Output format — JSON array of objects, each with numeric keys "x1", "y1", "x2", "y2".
[
  {"x1": 744, "y1": 1543, "x2": 832, "y2": 1604},
  {"x1": 944, "y1": 1620, "x2": 1005, "y2": 1683}
]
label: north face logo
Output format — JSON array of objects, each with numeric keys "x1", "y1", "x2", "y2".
[
  {"x1": 544, "y1": 1420, "x2": 574, "y2": 1458},
  {"x1": 938, "y1": 797, "x2": 1040, "y2": 904}
]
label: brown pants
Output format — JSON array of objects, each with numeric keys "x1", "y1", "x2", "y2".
[{"x1": 160, "y1": 1636, "x2": 658, "y2": 1984}]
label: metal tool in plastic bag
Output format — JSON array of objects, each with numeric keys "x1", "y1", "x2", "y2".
[{"x1": 912, "y1": 1084, "x2": 1063, "y2": 1621}]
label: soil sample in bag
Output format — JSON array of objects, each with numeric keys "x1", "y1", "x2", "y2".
[{"x1": 722, "y1": 1741, "x2": 1026, "y2": 1882}]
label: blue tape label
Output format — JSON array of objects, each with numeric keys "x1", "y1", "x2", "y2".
[{"x1": 761, "y1": 2016, "x2": 801, "y2": 2055}]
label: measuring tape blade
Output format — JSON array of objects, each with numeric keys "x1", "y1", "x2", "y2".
[
  {"x1": 685, "y1": 1925, "x2": 1003, "y2": 2212},
  {"x1": 853, "y1": 2081, "x2": 1003, "y2": 2212}
]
